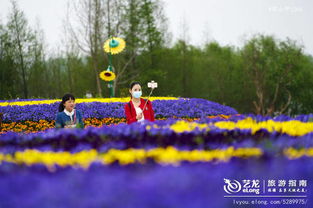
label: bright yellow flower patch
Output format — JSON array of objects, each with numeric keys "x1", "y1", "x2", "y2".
[
  {"x1": 214, "y1": 117, "x2": 313, "y2": 136},
  {"x1": 169, "y1": 120, "x2": 209, "y2": 133},
  {"x1": 0, "y1": 147, "x2": 263, "y2": 168},
  {"x1": 0, "y1": 97, "x2": 179, "y2": 106},
  {"x1": 284, "y1": 148, "x2": 313, "y2": 159},
  {"x1": 143, "y1": 146, "x2": 262, "y2": 165},
  {"x1": 14, "y1": 149, "x2": 98, "y2": 169}
]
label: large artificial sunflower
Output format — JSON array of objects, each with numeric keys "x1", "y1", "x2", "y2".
[
  {"x1": 103, "y1": 37, "x2": 126, "y2": 55},
  {"x1": 99, "y1": 70, "x2": 116, "y2": 81}
]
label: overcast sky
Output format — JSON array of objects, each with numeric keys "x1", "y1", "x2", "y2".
[{"x1": 0, "y1": 0, "x2": 312, "y2": 55}]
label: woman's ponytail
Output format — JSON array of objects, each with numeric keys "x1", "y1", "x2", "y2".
[{"x1": 58, "y1": 101, "x2": 65, "y2": 112}]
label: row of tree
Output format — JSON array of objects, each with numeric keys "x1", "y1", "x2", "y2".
[{"x1": 1, "y1": 0, "x2": 313, "y2": 115}]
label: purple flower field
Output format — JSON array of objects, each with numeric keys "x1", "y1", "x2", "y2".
[
  {"x1": 0, "y1": 98, "x2": 312, "y2": 207},
  {"x1": 0, "y1": 98, "x2": 238, "y2": 122}
]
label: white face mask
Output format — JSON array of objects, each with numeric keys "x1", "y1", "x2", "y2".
[{"x1": 132, "y1": 91, "x2": 142, "y2": 98}]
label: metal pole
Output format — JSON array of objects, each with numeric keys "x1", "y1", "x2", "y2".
[
  {"x1": 107, "y1": 0, "x2": 114, "y2": 98},
  {"x1": 142, "y1": 88, "x2": 154, "y2": 110}
]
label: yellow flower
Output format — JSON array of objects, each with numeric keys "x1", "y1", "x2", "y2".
[
  {"x1": 170, "y1": 120, "x2": 209, "y2": 133},
  {"x1": 284, "y1": 147, "x2": 313, "y2": 159},
  {"x1": 103, "y1": 37, "x2": 126, "y2": 54},
  {"x1": 99, "y1": 70, "x2": 116, "y2": 81},
  {"x1": 214, "y1": 117, "x2": 313, "y2": 137},
  {"x1": 0, "y1": 147, "x2": 263, "y2": 168},
  {"x1": 0, "y1": 97, "x2": 179, "y2": 106}
]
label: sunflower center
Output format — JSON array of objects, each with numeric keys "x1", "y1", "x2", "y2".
[
  {"x1": 109, "y1": 40, "x2": 119, "y2": 48},
  {"x1": 105, "y1": 72, "x2": 112, "y2": 77}
]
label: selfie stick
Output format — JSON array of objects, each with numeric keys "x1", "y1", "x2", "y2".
[{"x1": 143, "y1": 81, "x2": 158, "y2": 110}]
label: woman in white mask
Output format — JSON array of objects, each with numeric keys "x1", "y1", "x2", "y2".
[{"x1": 124, "y1": 82, "x2": 155, "y2": 124}]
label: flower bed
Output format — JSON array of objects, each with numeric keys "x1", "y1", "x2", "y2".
[
  {"x1": 0, "y1": 97, "x2": 238, "y2": 122},
  {"x1": 0, "y1": 97, "x2": 238, "y2": 133},
  {"x1": 0, "y1": 97, "x2": 312, "y2": 207},
  {"x1": 0, "y1": 157, "x2": 312, "y2": 207}
]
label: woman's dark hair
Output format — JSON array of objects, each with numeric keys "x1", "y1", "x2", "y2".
[
  {"x1": 58, "y1": 93, "x2": 75, "y2": 112},
  {"x1": 129, "y1": 81, "x2": 141, "y2": 90},
  {"x1": 129, "y1": 81, "x2": 141, "y2": 98}
]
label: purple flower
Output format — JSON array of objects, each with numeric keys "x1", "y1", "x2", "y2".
[{"x1": 0, "y1": 98, "x2": 238, "y2": 122}]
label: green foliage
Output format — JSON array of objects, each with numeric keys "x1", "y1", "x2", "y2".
[
  {"x1": 0, "y1": 1, "x2": 312, "y2": 116},
  {"x1": 241, "y1": 35, "x2": 310, "y2": 115}
]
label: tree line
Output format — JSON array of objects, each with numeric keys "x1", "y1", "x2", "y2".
[{"x1": 1, "y1": 0, "x2": 313, "y2": 115}]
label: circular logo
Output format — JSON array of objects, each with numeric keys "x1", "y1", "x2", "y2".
[{"x1": 223, "y1": 179, "x2": 242, "y2": 194}]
